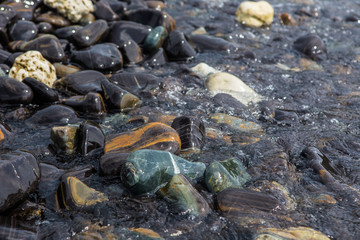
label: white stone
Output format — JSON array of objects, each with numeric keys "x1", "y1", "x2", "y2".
[
  {"x1": 205, "y1": 72, "x2": 262, "y2": 105},
  {"x1": 44, "y1": 0, "x2": 94, "y2": 23},
  {"x1": 235, "y1": 1, "x2": 274, "y2": 27},
  {"x1": 191, "y1": 63, "x2": 219, "y2": 78},
  {"x1": 9, "y1": 51, "x2": 57, "y2": 87}
]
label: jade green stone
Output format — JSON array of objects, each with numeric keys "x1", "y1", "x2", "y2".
[
  {"x1": 205, "y1": 158, "x2": 251, "y2": 193},
  {"x1": 120, "y1": 149, "x2": 206, "y2": 195},
  {"x1": 158, "y1": 174, "x2": 210, "y2": 217},
  {"x1": 143, "y1": 26, "x2": 168, "y2": 52}
]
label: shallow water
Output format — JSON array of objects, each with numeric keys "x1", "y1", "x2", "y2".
[{"x1": 1, "y1": 0, "x2": 360, "y2": 239}]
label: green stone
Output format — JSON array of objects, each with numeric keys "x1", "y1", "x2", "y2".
[
  {"x1": 205, "y1": 158, "x2": 251, "y2": 193},
  {"x1": 121, "y1": 149, "x2": 206, "y2": 195},
  {"x1": 158, "y1": 174, "x2": 210, "y2": 217},
  {"x1": 143, "y1": 26, "x2": 168, "y2": 52}
]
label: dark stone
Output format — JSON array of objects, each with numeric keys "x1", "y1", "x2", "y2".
[
  {"x1": 62, "y1": 92, "x2": 106, "y2": 117},
  {"x1": 0, "y1": 76, "x2": 33, "y2": 104},
  {"x1": 274, "y1": 109, "x2": 299, "y2": 125},
  {"x1": 37, "y1": 22, "x2": 53, "y2": 34},
  {"x1": 54, "y1": 25, "x2": 83, "y2": 40},
  {"x1": 22, "y1": 77, "x2": 59, "y2": 103},
  {"x1": 36, "y1": 11, "x2": 71, "y2": 27},
  {"x1": 9, "y1": 20, "x2": 37, "y2": 41},
  {"x1": 120, "y1": 39, "x2": 143, "y2": 64},
  {"x1": 95, "y1": 0, "x2": 119, "y2": 21},
  {"x1": 77, "y1": 120, "x2": 105, "y2": 156},
  {"x1": 293, "y1": 33, "x2": 327, "y2": 60},
  {"x1": 145, "y1": 48, "x2": 167, "y2": 67},
  {"x1": 71, "y1": 43, "x2": 123, "y2": 71},
  {"x1": 0, "y1": 150, "x2": 40, "y2": 212},
  {"x1": 72, "y1": 20, "x2": 109, "y2": 48},
  {"x1": 0, "y1": 49, "x2": 11, "y2": 64},
  {"x1": 164, "y1": 31, "x2": 196, "y2": 61},
  {"x1": 189, "y1": 34, "x2": 238, "y2": 53},
  {"x1": 25, "y1": 105, "x2": 79, "y2": 127},
  {"x1": 212, "y1": 93, "x2": 246, "y2": 110},
  {"x1": 0, "y1": 5, "x2": 16, "y2": 27},
  {"x1": 108, "y1": 20, "x2": 152, "y2": 45},
  {"x1": 99, "y1": 152, "x2": 129, "y2": 176}
]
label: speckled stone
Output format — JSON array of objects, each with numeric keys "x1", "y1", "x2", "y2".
[
  {"x1": 235, "y1": 1, "x2": 274, "y2": 27},
  {"x1": 9, "y1": 51, "x2": 57, "y2": 87},
  {"x1": 44, "y1": 0, "x2": 94, "y2": 23}
]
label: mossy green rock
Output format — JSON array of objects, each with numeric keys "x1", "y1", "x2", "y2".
[
  {"x1": 121, "y1": 149, "x2": 206, "y2": 195},
  {"x1": 205, "y1": 158, "x2": 251, "y2": 193}
]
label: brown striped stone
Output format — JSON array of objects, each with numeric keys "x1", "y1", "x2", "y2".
[{"x1": 104, "y1": 122, "x2": 181, "y2": 155}]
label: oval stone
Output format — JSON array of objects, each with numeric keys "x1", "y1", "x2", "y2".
[
  {"x1": 94, "y1": 0, "x2": 119, "y2": 21},
  {"x1": 104, "y1": 122, "x2": 181, "y2": 155},
  {"x1": 36, "y1": 11, "x2": 71, "y2": 27},
  {"x1": 22, "y1": 77, "x2": 59, "y2": 103},
  {"x1": 9, "y1": 20, "x2": 37, "y2": 41},
  {"x1": 25, "y1": 105, "x2": 79, "y2": 127},
  {"x1": 72, "y1": 19, "x2": 109, "y2": 48},
  {"x1": 294, "y1": 33, "x2": 327, "y2": 60},
  {"x1": 62, "y1": 92, "x2": 106, "y2": 117},
  {"x1": 164, "y1": 31, "x2": 196, "y2": 61},
  {"x1": 143, "y1": 26, "x2": 168, "y2": 53},
  {"x1": 108, "y1": 21, "x2": 152, "y2": 45},
  {"x1": 54, "y1": 25, "x2": 83, "y2": 40},
  {"x1": 0, "y1": 76, "x2": 33, "y2": 104}
]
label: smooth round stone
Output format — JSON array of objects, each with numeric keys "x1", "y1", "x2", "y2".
[
  {"x1": 6, "y1": 1, "x2": 37, "y2": 21},
  {"x1": 255, "y1": 227, "x2": 330, "y2": 240},
  {"x1": 101, "y1": 79, "x2": 142, "y2": 112},
  {"x1": 120, "y1": 149, "x2": 206, "y2": 195},
  {"x1": 126, "y1": 9, "x2": 176, "y2": 33},
  {"x1": 25, "y1": 105, "x2": 79, "y2": 127},
  {"x1": 164, "y1": 31, "x2": 196, "y2": 61},
  {"x1": 9, "y1": 20, "x2": 37, "y2": 41},
  {"x1": 212, "y1": 93, "x2": 246, "y2": 110},
  {"x1": 171, "y1": 116, "x2": 205, "y2": 153},
  {"x1": 205, "y1": 72, "x2": 262, "y2": 106},
  {"x1": 109, "y1": 72, "x2": 161, "y2": 96},
  {"x1": 274, "y1": 109, "x2": 299, "y2": 124},
  {"x1": 37, "y1": 22, "x2": 54, "y2": 34},
  {"x1": 54, "y1": 70, "x2": 107, "y2": 95},
  {"x1": 0, "y1": 5, "x2": 16, "y2": 27},
  {"x1": 77, "y1": 120, "x2": 105, "y2": 156},
  {"x1": 0, "y1": 150, "x2": 40, "y2": 212},
  {"x1": 189, "y1": 34, "x2": 238, "y2": 53},
  {"x1": 99, "y1": 152, "x2": 129, "y2": 176},
  {"x1": 145, "y1": 48, "x2": 167, "y2": 67},
  {"x1": 54, "y1": 25, "x2": 83, "y2": 40},
  {"x1": 71, "y1": 43, "x2": 123, "y2": 71},
  {"x1": 36, "y1": 11, "x2": 71, "y2": 27},
  {"x1": 62, "y1": 92, "x2": 106, "y2": 117},
  {"x1": 53, "y1": 63, "x2": 80, "y2": 78},
  {"x1": 293, "y1": 34, "x2": 327, "y2": 60},
  {"x1": 158, "y1": 174, "x2": 211, "y2": 217},
  {"x1": 108, "y1": 21, "x2": 152, "y2": 45},
  {"x1": 120, "y1": 39, "x2": 143, "y2": 64},
  {"x1": 72, "y1": 20, "x2": 109, "y2": 48},
  {"x1": 9, "y1": 51, "x2": 57, "y2": 87},
  {"x1": 235, "y1": 1, "x2": 274, "y2": 27},
  {"x1": 204, "y1": 158, "x2": 251, "y2": 193},
  {"x1": 0, "y1": 76, "x2": 33, "y2": 104},
  {"x1": 94, "y1": 0, "x2": 119, "y2": 21},
  {"x1": 50, "y1": 126, "x2": 79, "y2": 154},
  {"x1": 104, "y1": 122, "x2": 181, "y2": 155},
  {"x1": 143, "y1": 26, "x2": 168, "y2": 53},
  {"x1": 0, "y1": 49, "x2": 12, "y2": 64},
  {"x1": 22, "y1": 77, "x2": 59, "y2": 103},
  {"x1": 56, "y1": 176, "x2": 108, "y2": 210},
  {"x1": 9, "y1": 34, "x2": 66, "y2": 62},
  {"x1": 78, "y1": 13, "x2": 96, "y2": 25},
  {"x1": 44, "y1": 0, "x2": 94, "y2": 23},
  {"x1": 0, "y1": 121, "x2": 12, "y2": 143}
]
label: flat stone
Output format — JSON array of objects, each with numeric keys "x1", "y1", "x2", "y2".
[
  {"x1": 255, "y1": 227, "x2": 330, "y2": 240},
  {"x1": 44, "y1": 0, "x2": 94, "y2": 23},
  {"x1": 50, "y1": 126, "x2": 78, "y2": 154},
  {"x1": 235, "y1": 1, "x2": 274, "y2": 27},
  {"x1": 9, "y1": 51, "x2": 57, "y2": 87}
]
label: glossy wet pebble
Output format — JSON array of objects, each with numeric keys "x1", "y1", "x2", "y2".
[
  {"x1": 72, "y1": 19, "x2": 108, "y2": 48},
  {"x1": 94, "y1": 0, "x2": 119, "y2": 21},
  {"x1": 189, "y1": 34, "x2": 238, "y2": 53},
  {"x1": 77, "y1": 120, "x2": 105, "y2": 156},
  {"x1": 71, "y1": 43, "x2": 123, "y2": 71},
  {"x1": 9, "y1": 51, "x2": 57, "y2": 87},
  {"x1": 143, "y1": 26, "x2": 168, "y2": 53},
  {"x1": 108, "y1": 20, "x2": 152, "y2": 45},
  {"x1": 235, "y1": 1, "x2": 274, "y2": 27},
  {"x1": 25, "y1": 105, "x2": 79, "y2": 127},
  {"x1": 293, "y1": 33, "x2": 327, "y2": 60},
  {"x1": 22, "y1": 77, "x2": 59, "y2": 103},
  {"x1": 255, "y1": 227, "x2": 330, "y2": 240},
  {"x1": 0, "y1": 76, "x2": 33, "y2": 104},
  {"x1": 62, "y1": 92, "x2": 106, "y2": 117},
  {"x1": 36, "y1": 11, "x2": 71, "y2": 27},
  {"x1": 120, "y1": 38, "x2": 143, "y2": 64},
  {"x1": 99, "y1": 152, "x2": 130, "y2": 176},
  {"x1": 120, "y1": 149, "x2": 206, "y2": 195},
  {"x1": 54, "y1": 25, "x2": 83, "y2": 40},
  {"x1": 0, "y1": 150, "x2": 40, "y2": 212},
  {"x1": 50, "y1": 126, "x2": 78, "y2": 154},
  {"x1": 164, "y1": 31, "x2": 196, "y2": 61},
  {"x1": 104, "y1": 122, "x2": 181, "y2": 155},
  {"x1": 9, "y1": 20, "x2": 37, "y2": 41}
]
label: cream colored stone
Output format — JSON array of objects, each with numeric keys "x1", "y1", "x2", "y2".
[
  {"x1": 236, "y1": 1, "x2": 274, "y2": 27},
  {"x1": 9, "y1": 51, "x2": 57, "y2": 87},
  {"x1": 205, "y1": 72, "x2": 262, "y2": 105},
  {"x1": 44, "y1": 0, "x2": 94, "y2": 23},
  {"x1": 255, "y1": 227, "x2": 330, "y2": 240},
  {"x1": 191, "y1": 62, "x2": 219, "y2": 78}
]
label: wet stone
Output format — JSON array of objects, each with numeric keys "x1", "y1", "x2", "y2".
[
  {"x1": 44, "y1": 0, "x2": 94, "y2": 23},
  {"x1": 37, "y1": 22, "x2": 53, "y2": 34},
  {"x1": 22, "y1": 77, "x2": 59, "y2": 103},
  {"x1": 77, "y1": 120, "x2": 105, "y2": 156},
  {"x1": 205, "y1": 158, "x2": 251, "y2": 193},
  {"x1": 164, "y1": 31, "x2": 196, "y2": 61},
  {"x1": 0, "y1": 121, "x2": 12, "y2": 143},
  {"x1": 120, "y1": 149, "x2": 206, "y2": 195},
  {"x1": 171, "y1": 116, "x2": 206, "y2": 153},
  {"x1": 293, "y1": 34, "x2": 327, "y2": 60},
  {"x1": 25, "y1": 105, "x2": 79, "y2": 127},
  {"x1": 120, "y1": 39, "x2": 143, "y2": 64},
  {"x1": 145, "y1": 47, "x2": 167, "y2": 67},
  {"x1": 50, "y1": 125, "x2": 79, "y2": 154},
  {"x1": 255, "y1": 227, "x2": 330, "y2": 240},
  {"x1": 62, "y1": 92, "x2": 106, "y2": 117},
  {"x1": 6, "y1": 0, "x2": 37, "y2": 21},
  {"x1": 54, "y1": 25, "x2": 83, "y2": 40},
  {"x1": 9, "y1": 20, "x2": 37, "y2": 41},
  {"x1": 274, "y1": 109, "x2": 299, "y2": 125},
  {"x1": 72, "y1": 19, "x2": 109, "y2": 48},
  {"x1": 108, "y1": 20, "x2": 152, "y2": 45},
  {"x1": 189, "y1": 34, "x2": 239, "y2": 53},
  {"x1": 143, "y1": 26, "x2": 168, "y2": 53},
  {"x1": 235, "y1": 1, "x2": 274, "y2": 27},
  {"x1": 158, "y1": 174, "x2": 211, "y2": 217},
  {"x1": 54, "y1": 70, "x2": 107, "y2": 95},
  {"x1": 0, "y1": 76, "x2": 33, "y2": 104},
  {"x1": 94, "y1": 0, "x2": 119, "y2": 21},
  {"x1": 105, "y1": 122, "x2": 180, "y2": 155},
  {"x1": 0, "y1": 150, "x2": 40, "y2": 212},
  {"x1": 36, "y1": 11, "x2": 71, "y2": 27},
  {"x1": 9, "y1": 51, "x2": 57, "y2": 87},
  {"x1": 0, "y1": 5, "x2": 16, "y2": 27},
  {"x1": 99, "y1": 152, "x2": 129, "y2": 176},
  {"x1": 71, "y1": 43, "x2": 123, "y2": 71},
  {"x1": 53, "y1": 63, "x2": 80, "y2": 78}
]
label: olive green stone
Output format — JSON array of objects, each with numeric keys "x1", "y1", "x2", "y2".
[
  {"x1": 143, "y1": 26, "x2": 168, "y2": 53},
  {"x1": 121, "y1": 149, "x2": 206, "y2": 195},
  {"x1": 205, "y1": 158, "x2": 251, "y2": 193},
  {"x1": 158, "y1": 174, "x2": 210, "y2": 217}
]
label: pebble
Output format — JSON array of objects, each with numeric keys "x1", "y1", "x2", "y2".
[
  {"x1": 120, "y1": 38, "x2": 143, "y2": 64},
  {"x1": 121, "y1": 149, "x2": 206, "y2": 195},
  {"x1": 235, "y1": 1, "x2": 274, "y2": 27},
  {"x1": 36, "y1": 11, "x2": 71, "y2": 27},
  {"x1": 0, "y1": 76, "x2": 33, "y2": 104},
  {"x1": 165, "y1": 30, "x2": 197, "y2": 61},
  {"x1": 9, "y1": 51, "x2": 57, "y2": 87},
  {"x1": 143, "y1": 26, "x2": 168, "y2": 53},
  {"x1": 293, "y1": 34, "x2": 327, "y2": 60},
  {"x1": 25, "y1": 105, "x2": 79, "y2": 127},
  {"x1": 191, "y1": 62, "x2": 219, "y2": 78},
  {"x1": 62, "y1": 92, "x2": 106, "y2": 117},
  {"x1": 9, "y1": 20, "x2": 38, "y2": 41},
  {"x1": 108, "y1": 21, "x2": 152, "y2": 45},
  {"x1": 50, "y1": 126, "x2": 78, "y2": 154},
  {"x1": 77, "y1": 120, "x2": 105, "y2": 156},
  {"x1": 72, "y1": 19, "x2": 109, "y2": 48},
  {"x1": 22, "y1": 77, "x2": 59, "y2": 103},
  {"x1": 44, "y1": 0, "x2": 94, "y2": 23},
  {"x1": 255, "y1": 227, "x2": 330, "y2": 240},
  {"x1": 94, "y1": 0, "x2": 119, "y2": 21}
]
